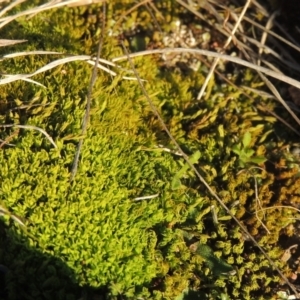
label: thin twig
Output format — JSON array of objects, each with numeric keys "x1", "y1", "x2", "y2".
[
  {"x1": 258, "y1": 72, "x2": 300, "y2": 128},
  {"x1": 70, "y1": 3, "x2": 106, "y2": 181},
  {"x1": 237, "y1": 167, "x2": 270, "y2": 234},
  {"x1": 257, "y1": 10, "x2": 279, "y2": 67},
  {"x1": 253, "y1": 171, "x2": 270, "y2": 234}
]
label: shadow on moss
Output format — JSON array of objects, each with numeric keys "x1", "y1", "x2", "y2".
[{"x1": 0, "y1": 219, "x2": 93, "y2": 300}]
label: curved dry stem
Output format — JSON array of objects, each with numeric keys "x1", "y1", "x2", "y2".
[
  {"x1": 256, "y1": 205, "x2": 300, "y2": 215},
  {"x1": 113, "y1": 48, "x2": 300, "y2": 89},
  {"x1": 0, "y1": 0, "x2": 105, "y2": 29},
  {"x1": 0, "y1": 52, "x2": 138, "y2": 86},
  {"x1": 243, "y1": 16, "x2": 300, "y2": 55},
  {"x1": 0, "y1": 205, "x2": 25, "y2": 227},
  {"x1": 0, "y1": 124, "x2": 57, "y2": 149}
]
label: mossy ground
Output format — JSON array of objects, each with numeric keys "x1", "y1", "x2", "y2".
[{"x1": 0, "y1": 1, "x2": 299, "y2": 300}]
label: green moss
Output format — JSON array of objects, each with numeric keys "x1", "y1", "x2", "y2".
[{"x1": 0, "y1": 1, "x2": 299, "y2": 300}]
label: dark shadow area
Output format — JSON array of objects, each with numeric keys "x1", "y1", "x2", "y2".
[{"x1": 0, "y1": 220, "x2": 91, "y2": 300}]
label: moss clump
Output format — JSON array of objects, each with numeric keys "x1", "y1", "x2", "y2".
[
  {"x1": 0, "y1": 4, "x2": 209, "y2": 299},
  {"x1": 0, "y1": 1, "x2": 299, "y2": 300}
]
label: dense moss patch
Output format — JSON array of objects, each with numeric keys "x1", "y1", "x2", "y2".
[{"x1": 0, "y1": 1, "x2": 299, "y2": 300}]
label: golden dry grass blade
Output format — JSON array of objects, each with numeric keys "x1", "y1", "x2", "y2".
[
  {"x1": 0, "y1": 39, "x2": 26, "y2": 47},
  {"x1": 18, "y1": 77, "x2": 46, "y2": 87}
]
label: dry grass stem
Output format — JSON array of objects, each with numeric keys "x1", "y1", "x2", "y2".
[
  {"x1": 256, "y1": 206, "x2": 300, "y2": 215},
  {"x1": 243, "y1": 16, "x2": 300, "y2": 54},
  {"x1": 0, "y1": 205, "x2": 25, "y2": 227},
  {"x1": 0, "y1": 0, "x2": 105, "y2": 29},
  {"x1": 257, "y1": 11, "x2": 278, "y2": 67},
  {"x1": 67, "y1": 0, "x2": 104, "y2": 7},
  {"x1": 259, "y1": 73, "x2": 300, "y2": 127},
  {"x1": 113, "y1": 48, "x2": 300, "y2": 89},
  {"x1": 0, "y1": 39, "x2": 26, "y2": 47},
  {"x1": 238, "y1": 167, "x2": 270, "y2": 234},
  {"x1": 0, "y1": 124, "x2": 57, "y2": 149},
  {"x1": 0, "y1": 52, "x2": 138, "y2": 86},
  {"x1": 0, "y1": 0, "x2": 25, "y2": 18},
  {"x1": 253, "y1": 172, "x2": 270, "y2": 234},
  {"x1": 3, "y1": 51, "x2": 62, "y2": 58},
  {"x1": 133, "y1": 194, "x2": 159, "y2": 201},
  {"x1": 70, "y1": 2, "x2": 106, "y2": 181},
  {"x1": 196, "y1": 0, "x2": 251, "y2": 101}
]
